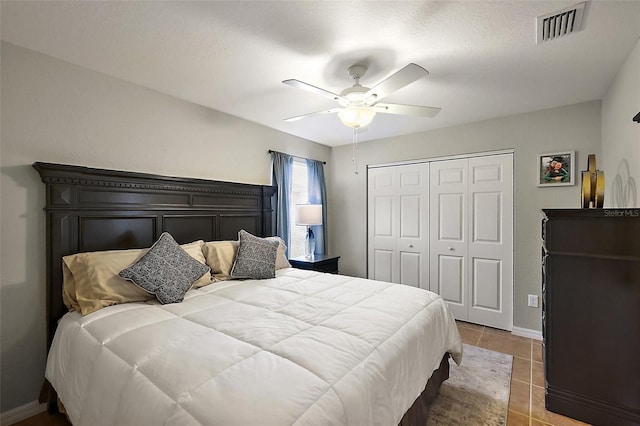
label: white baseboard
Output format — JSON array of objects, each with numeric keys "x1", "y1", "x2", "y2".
[
  {"x1": 511, "y1": 326, "x2": 543, "y2": 341},
  {"x1": 0, "y1": 400, "x2": 46, "y2": 426}
]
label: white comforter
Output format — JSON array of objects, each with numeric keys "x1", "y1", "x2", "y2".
[{"x1": 46, "y1": 268, "x2": 462, "y2": 426}]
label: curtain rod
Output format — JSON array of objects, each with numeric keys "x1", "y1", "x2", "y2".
[{"x1": 268, "y1": 150, "x2": 326, "y2": 165}]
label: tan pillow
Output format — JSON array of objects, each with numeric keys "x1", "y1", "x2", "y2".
[
  {"x1": 203, "y1": 241, "x2": 239, "y2": 280},
  {"x1": 182, "y1": 242, "x2": 214, "y2": 289},
  {"x1": 66, "y1": 248, "x2": 153, "y2": 315},
  {"x1": 203, "y1": 237, "x2": 290, "y2": 280},
  {"x1": 62, "y1": 258, "x2": 81, "y2": 312},
  {"x1": 62, "y1": 240, "x2": 212, "y2": 315},
  {"x1": 267, "y1": 236, "x2": 292, "y2": 269}
]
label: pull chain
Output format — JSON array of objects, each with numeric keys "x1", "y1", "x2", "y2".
[{"x1": 352, "y1": 127, "x2": 359, "y2": 175}]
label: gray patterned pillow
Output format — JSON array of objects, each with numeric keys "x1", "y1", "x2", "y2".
[
  {"x1": 230, "y1": 230, "x2": 279, "y2": 279},
  {"x1": 119, "y1": 232, "x2": 210, "y2": 304}
]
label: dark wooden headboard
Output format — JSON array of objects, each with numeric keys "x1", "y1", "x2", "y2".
[{"x1": 34, "y1": 162, "x2": 276, "y2": 347}]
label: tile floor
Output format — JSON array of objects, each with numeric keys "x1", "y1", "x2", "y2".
[
  {"x1": 17, "y1": 321, "x2": 590, "y2": 426},
  {"x1": 456, "y1": 320, "x2": 590, "y2": 426}
]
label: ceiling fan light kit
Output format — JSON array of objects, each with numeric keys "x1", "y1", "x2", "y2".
[{"x1": 338, "y1": 107, "x2": 376, "y2": 129}]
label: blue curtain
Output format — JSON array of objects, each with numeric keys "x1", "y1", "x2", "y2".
[
  {"x1": 307, "y1": 159, "x2": 328, "y2": 255},
  {"x1": 271, "y1": 152, "x2": 293, "y2": 250}
]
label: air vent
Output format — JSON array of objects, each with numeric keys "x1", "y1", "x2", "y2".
[{"x1": 536, "y1": 2, "x2": 586, "y2": 44}]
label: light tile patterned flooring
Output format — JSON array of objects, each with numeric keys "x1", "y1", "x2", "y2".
[
  {"x1": 19, "y1": 321, "x2": 590, "y2": 426},
  {"x1": 456, "y1": 320, "x2": 590, "y2": 426}
]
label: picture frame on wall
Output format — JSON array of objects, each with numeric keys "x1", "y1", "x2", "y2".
[{"x1": 537, "y1": 151, "x2": 575, "y2": 187}]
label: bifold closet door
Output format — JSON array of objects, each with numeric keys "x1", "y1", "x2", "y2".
[
  {"x1": 429, "y1": 154, "x2": 513, "y2": 330},
  {"x1": 467, "y1": 154, "x2": 513, "y2": 329},
  {"x1": 367, "y1": 163, "x2": 429, "y2": 288},
  {"x1": 428, "y1": 159, "x2": 469, "y2": 319}
]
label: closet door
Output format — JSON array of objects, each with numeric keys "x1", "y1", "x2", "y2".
[
  {"x1": 368, "y1": 167, "x2": 397, "y2": 283},
  {"x1": 468, "y1": 154, "x2": 513, "y2": 329},
  {"x1": 429, "y1": 159, "x2": 469, "y2": 320},
  {"x1": 368, "y1": 163, "x2": 429, "y2": 288},
  {"x1": 430, "y1": 154, "x2": 513, "y2": 330},
  {"x1": 397, "y1": 164, "x2": 430, "y2": 287}
]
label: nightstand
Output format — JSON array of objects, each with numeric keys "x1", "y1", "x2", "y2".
[{"x1": 289, "y1": 254, "x2": 340, "y2": 274}]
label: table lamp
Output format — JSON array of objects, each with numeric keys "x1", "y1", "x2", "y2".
[{"x1": 296, "y1": 204, "x2": 322, "y2": 258}]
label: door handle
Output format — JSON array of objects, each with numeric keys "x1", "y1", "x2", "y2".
[
  {"x1": 409, "y1": 244, "x2": 414, "y2": 248},
  {"x1": 448, "y1": 247, "x2": 454, "y2": 251}
]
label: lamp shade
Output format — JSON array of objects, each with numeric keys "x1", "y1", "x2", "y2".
[
  {"x1": 338, "y1": 107, "x2": 376, "y2": 129},
  {"x1": 296, "y1": 204, "x2": 322, "y2": 226}
]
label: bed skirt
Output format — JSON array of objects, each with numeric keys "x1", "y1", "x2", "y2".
[{"x1": 399, "y1": 352, "x2": 450, "y2": 426}]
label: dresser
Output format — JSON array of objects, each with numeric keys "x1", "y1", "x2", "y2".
[
  {"x1": 542, "y1": 209, "x2": 640, "y2": 426},
  {"x1": 289, "y1": 254, "x2": 340, "y2": 274}
]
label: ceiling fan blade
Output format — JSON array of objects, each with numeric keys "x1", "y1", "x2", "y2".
[
  {"x1": 364, "y1": 63, "x2": 429, "y2": 103},
  {"x1": 374, "y1": 103, "x2": 441, "y2": 118},
  {"x1": 283, "y1": 107, "x2": 342, "y2": 122},
  {"x1": 283, "y1": 79, "x2": 347, "y2": 103}
]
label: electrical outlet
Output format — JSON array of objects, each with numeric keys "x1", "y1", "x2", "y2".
[{"x1": 528, "y1": 294, "x2": 539, "y2": 308}]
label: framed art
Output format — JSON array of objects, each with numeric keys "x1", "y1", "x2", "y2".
[{"x1": 537, "y1": 151, "x2": 575, "y2": 187}]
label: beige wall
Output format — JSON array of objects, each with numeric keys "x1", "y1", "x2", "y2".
[
  {"x1": 329, "y1": 101, "x2": 602, "y2": 333},
  {"x1": 0, "y1": 42, "x2": 330, "y2": 412},
  {"x1": 602, "y1": 37, "x2": 640, "y2": 208}
]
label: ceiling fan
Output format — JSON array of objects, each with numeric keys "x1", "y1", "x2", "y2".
[{"x1": 282, "y1": 63, "x2": 441, "y2": 129}]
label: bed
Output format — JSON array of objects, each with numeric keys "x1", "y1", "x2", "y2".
[{"x1": 34, "y1": 162, "x2": 463, "y2": 426}]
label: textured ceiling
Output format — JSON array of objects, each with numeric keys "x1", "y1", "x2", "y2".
[{"x1": 2, "y1": 1, "x2": 639, "y2": 146}]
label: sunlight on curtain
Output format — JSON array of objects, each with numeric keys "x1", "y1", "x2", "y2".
[
  {"x1": 289, "y1": 159, "x2": 309, "y2": 258},
  {"x1": 307, "y1": 159, "x2": 327, "y2": 255}
]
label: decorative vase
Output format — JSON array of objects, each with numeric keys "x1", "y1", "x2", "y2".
[
  {"x1": 305, "y1": 227, "x2": 315, "y2": 259},
  {"x1": 581, "y1": 154, "x2": 605, "y2": 208}
]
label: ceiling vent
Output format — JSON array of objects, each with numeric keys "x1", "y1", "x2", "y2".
[{"x1": 536, "y1": 2, "x2": 586, "y2": 44}]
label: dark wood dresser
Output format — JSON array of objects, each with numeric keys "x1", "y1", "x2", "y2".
[{"x1": 542, "y1": 209, "x2": 640, "y2": 426}]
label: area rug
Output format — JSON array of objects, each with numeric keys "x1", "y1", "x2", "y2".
[{"x1": 426, "y1": 344, "x2": 513, "y2": 425}]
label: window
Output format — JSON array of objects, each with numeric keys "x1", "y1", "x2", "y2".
[
  {"x1": 289, "y1": 159, "x2": 308, "y2": 258},
  {"x1": 271, "y1": 151, "x2": 325, "y2": 259}
]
